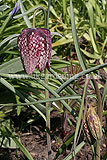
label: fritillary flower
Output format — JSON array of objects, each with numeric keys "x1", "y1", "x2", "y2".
[{"x1": 17, "y1": 28, "x2": 52, "y2": 75}]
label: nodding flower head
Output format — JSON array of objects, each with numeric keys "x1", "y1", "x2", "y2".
[{"x1": 17, "y1": 28, "x2": 52, "y2": 75}]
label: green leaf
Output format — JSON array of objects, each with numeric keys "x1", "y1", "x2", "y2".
[
  {"x1": 0, "y1": 94, "x2": 96, "y2": 107},
  {"x1": 54, "y1": 133, "x2": 74, "y2": 160},
  {"x1": 0, "y1": 14, "x2": 11, "y2": 34},
  {"x1": 62, "y1": 0, "x2": 67, "y2": 23},
  {"x1": 0, "y1": 5, "x2": 9, "y2": 11},
  {"x1": 56, "y1": 63, "x2": 107, "y2": 94},
  {"x1": 0, "y1": 77, "x2": 46, "y2": 121},
  {"x1": 80, "y1": 48, "x2": 101, "y2": 59},
  {"x1": 0, "y1": 137, "x2": 19, "y2": 149},
  {"x1": 0, "y1": 38, "x2": 18, "y2": 54},
  {"x1": 70, "y1": 0, "x2": 86, "y2": 71},
  {"x1": 85, "y1": 1, "x2": 94, "y2": 30},
  {"x1": 46, "y1": 0, "x2": 51, "y2": 28},
  {"x1": 13, "y1": 5, "x2": 46, "y2": 19},
  {"x1": 52, "y1": 36, "x2": 73, "y2": 47},
  {"x1": 74, "y1": 78, "x2": 89, "y2": 156},
  {"x1": 19, "y1": 0, "x2": 32, "y2": 28},
  {"x1": 15, "y1": 95, "x2": 22, "y2": 116},
  {"x1": 0, "y1": 57, "x2": 23, "y2": 73},
  {"x1": 64, "y1": 141, "x2": 85, "y2": 160},
  {"x1": 6, "y1": 127, "x2": 34, "y2": 160},
  {"x1": 0, "y1": 34, "x2": 19, "y2": 47},
  {"x1": 36, "y1": 79, "x2": 73, "y2": 114},
  {"x1": 89, "y1": 28, "x2": 99, "y2": 53}
]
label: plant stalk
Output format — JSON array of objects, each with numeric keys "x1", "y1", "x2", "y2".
[
  {"x1": 46, "y1": 1, "x2": 51, "y2": 159},
  {"x1": 92, "y1": 78, "x2": 102, "y2": 160},
  {"x1": 32, "y1": 7, "x2": 51, "y2": 159},
  {"x1": 45, "y1": 68, "x2": 51, "y2": 160},
  {"x1": 74, "y1": 78, "x2": 89, "y2": 159},
  {"x1": 33, "y1": 7, "x2": 46, "y2": 28}
]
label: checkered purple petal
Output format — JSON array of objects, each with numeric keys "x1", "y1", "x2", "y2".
[{"x1": 17, "y1": 28, "x2": 52, "y2": 74}]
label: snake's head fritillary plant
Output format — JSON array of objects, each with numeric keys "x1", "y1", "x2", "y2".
[{"x1": 17, "y1": 28, "x2": 52, "y2": 75}]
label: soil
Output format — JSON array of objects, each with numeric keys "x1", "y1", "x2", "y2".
[{"x1": 0, "y1": 109, "x2": 107, "y2": 160}]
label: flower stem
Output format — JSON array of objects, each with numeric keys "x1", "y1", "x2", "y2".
[
  {"x1": 32, "y1": 3, "x2": 52, "y2": 159},
  {"x1": 33, "y1": 6, "x2": 52, "y2": 160},
  {"x1": 45, "y1": 68, "x2": 51, "y2": 160},
  {"x1": 45, "y1": 1, "x2": 51, "y2": 159},
  {"x1": 33, "y1": 7, "x2": 46, "y2": 28},
  {"x1": 92, "y1": 78, "x2": 102, "y2": 160}
]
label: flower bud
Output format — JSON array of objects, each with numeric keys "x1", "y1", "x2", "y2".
[{"x1": 86, "y1": 107, "x2": 102, "y2": 140}]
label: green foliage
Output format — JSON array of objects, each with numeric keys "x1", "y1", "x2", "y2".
[{"x1": 0, "y1": 0, "x2": 107, "y2": 159}]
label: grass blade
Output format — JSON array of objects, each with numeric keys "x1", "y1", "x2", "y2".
[
  {"x1": 54, "y1": 132, "x2": 74, "y2": 160},
  {"x1": 62, "y1": 0, "x2": 66, "y2": 23},
  {"x1": 70, "y1": 0, "x2": 86, "y2": 71},
  {"x1": 56, "y1": 63, "x2": 107, "y2": 94},
  {"x1": 0, "y1": 57, "x2": 23, "y2": 73},
  {"x1": 46, "y1": 0, "x2": 51, "y2": 28},
  {"x1": 64, "y1": 141, "x2": 85, "y2": 160},
  {"x1": 36, "y1": 79, "x2": 73, "y2": 113},
  {"x1": 74, "y1": 78, "x2": 89, "y2": 159},
  {"x1": 19, "y1": 0, "x2": 32, "y2": 28},
  {"x1": 6, "y1": 127, "x2": 34, "y2": 160},
  {"x1": 0, "y1": 77, "x2": 46, "y2": 121}
]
